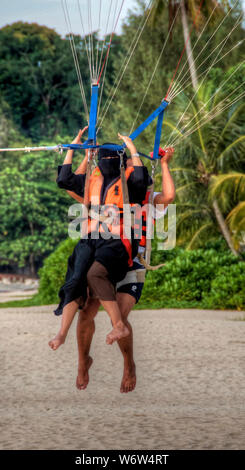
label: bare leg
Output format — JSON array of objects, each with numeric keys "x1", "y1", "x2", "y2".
[
  {"x1": 87, "y1": 261, "x2": 129, "y2": 345},
  {"x1": 76, "y1": 298, "x2": 100, "y2": 390},
  {"x1": 49, "y1": 300, "x2": 78, "y2": 350},
  {"x1": 76, "y1": 292, "x2": 136, "y2": 392},
  {"x1": 116, "y1": 293, "x2": 136, "y2": 393},
  {"x1": 100, "y1": 299, "x2": 130, "y2": 345}
]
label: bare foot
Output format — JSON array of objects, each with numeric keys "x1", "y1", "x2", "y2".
[
  {"x1": 120, "y1": 362, "x2": 136, "y2": 393},
  {"x1": 48, "y1": 332, "x2": 66, "y2": 350},
  {"x1": 76, "y1": 356, "x2": 93, "y2": 390},
  {"x1": 106, "y1": 321, "x2": 130, "y2": 345}
]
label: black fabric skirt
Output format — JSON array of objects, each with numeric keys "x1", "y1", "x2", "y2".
[{"x1": 54, "y1": 236, "x2": 135, "y2": 316}]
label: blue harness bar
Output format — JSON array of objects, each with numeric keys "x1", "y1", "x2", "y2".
[
  {"x1": 87, "y1": 84, "x2": 99, "y2": 143},
  {"x1": 153, "y1": 109, "x2": 165, "y2": 160},
  {"x1": 128, "y1": 100, "x2": 168, "y2": 143},
  {"x1": 62, "y1": 98, "x2": 169, "y2": 160}
]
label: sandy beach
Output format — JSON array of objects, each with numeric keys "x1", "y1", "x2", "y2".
[{"x1": 1, "y1": 305, "x2": 245, "y2": 450}]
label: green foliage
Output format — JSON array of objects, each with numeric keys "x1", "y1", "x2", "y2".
[
  {"x1": 165, "y1": 76, "x2": 245, "y2": 251},
  {"x1": 0, "y1": 22, "x2": 90, "y2": 140},
  {"x1": 0, "y1": 97, "x2": 27, "y2": 168},
  {"x1": 36, "y1": 237, "x2": 77, "y2": 304},
  {"x1": 33, "y1": 237, "x2": 244, "y2": 310},
  {"x1": 99, "y1": 4, "x2": 184, "y2": 150},
  {"x1": 138, "y1": 245, "x2": 244, "y2": 309},
  {"x1": 98, "y1": 1, "x2": 245, "y2": 256},
  {"x1": 0, "y1": 22, "x2": 123, "y2": 142},
  {"x1": 202, "y1": 262, "x2": 245, "y2": 309},
  {"x1": 0, "y1": 152, "x2": 71, "y2": 273}
]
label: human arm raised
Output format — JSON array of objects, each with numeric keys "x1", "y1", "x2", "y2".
[
  {"x1": 56, "y1": 127, "x2": 88, "y2": 197},
  {"x1": 118, "y1": 133, "x2": 143, "y2": 167},
  {"x1": 153, "y1": 147, "x2": 176, "y2": 209}
]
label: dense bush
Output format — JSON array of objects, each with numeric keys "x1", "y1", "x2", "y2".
[
  {"x1": 35, "y1": 237, "x2": 77, "y2": 304},
  {"x1": 139, "y1": 248, "x2": 245, "y2": 310},
  {"x1": 202, "y1": 263, "x2": 245, "y2": 310},
  {"x1": 35, "y1": 237, "x2": 245, "y2": 310},
  {"x1": 0, "y1": 155, "x2": 71, "y2": 274}
]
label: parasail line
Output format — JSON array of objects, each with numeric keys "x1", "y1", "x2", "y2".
[
  {"x1": 164, "y1": 0, "x2": 205, "y2": 100},
  {"x1": 97, "y1": 0, "x2": 125, "y2": 84},
  {"x1": 77, "y1": 0, "x2": 93, "y2": 81},
  {"x1": 98, "y1": 0, "x2": 155, "y2": 128}
]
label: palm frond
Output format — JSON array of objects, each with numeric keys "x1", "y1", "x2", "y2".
[
  {"x1": 227, "y1": 201, "x2": 245, "y2": 232},
  {"x1": 186, "y1": 222, "x2": 214, "y2": 249},
  {"x1": 176, "y1": 208, "x2": 210, "y2": 228},
  {"x1": 163, "y1": 120, "x2": 183, "y2": 138},
  {"x1": 209, "y1": 173, "x2": 245, "y2": 205},
  {"x1": 217, "y1": 136, "x2": 245, "y2": 169},
  {"x1": 220, "y1": 103, "x2": 245, "y2": 140},
  {"x1": 176, "y1": 181, "x2": 199, "y2": 194},
  {"x1": 170, "y1": 167, "x2": 196, "y2": 173}
]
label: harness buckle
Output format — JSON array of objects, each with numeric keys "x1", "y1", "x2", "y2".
[
  {"x1": 117, "y1": 149, "x2": 125, "y2": 168},
  {"x1": 151, "y1": 161, "x2": 156, "y2": 179}
]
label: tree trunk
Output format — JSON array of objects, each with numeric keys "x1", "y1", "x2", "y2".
[
  {"x1": 212, "y1": 198, "x2": 240, "y2": 257},
  {"x1": 29, "y1": 221, "x2": 36, "y2": 275},
  {"x1": 29, "y1": 253, "x2": 35, "y2": 276},
  {"x1": 180, "y1": 0, "x2": 198, "y2": 91}
]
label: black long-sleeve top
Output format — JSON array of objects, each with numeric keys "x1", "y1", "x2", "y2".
[{"x1": 57, "y1": 164, "x2": 149, "y2": 205}]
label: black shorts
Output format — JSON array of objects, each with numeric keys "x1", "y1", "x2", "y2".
[
  {"x1": 117, "y1": 282, "x2": 144, "y2": 304},
  {"x1": 116, "y1": 261, "x2": 146, "y2": 304},
  {"x1": 54, "y1": 236, "x2": 133, "y2": 316}
]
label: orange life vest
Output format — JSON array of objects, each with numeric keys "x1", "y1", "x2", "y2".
[{"x1": 84, "y1": 166, "x2": 135, "y2": 266}]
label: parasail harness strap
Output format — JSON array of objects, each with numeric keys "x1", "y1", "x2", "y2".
[{"x1": 137, "y1": 160, "x2": 165, "y2": 271}]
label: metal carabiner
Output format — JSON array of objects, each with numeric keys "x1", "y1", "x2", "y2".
[
  {"x1": 151, "y1": 160, "x2": 156, "y2": 179},
  {"x1": 58, "y1": 144, "x2": 63, "y2": 155},
  {"x1": 117, "y1": 149, "x2": 125, "y2": 168},
  {"x1": 91, "y1": 148, "x2": 97, "y2": 168}
]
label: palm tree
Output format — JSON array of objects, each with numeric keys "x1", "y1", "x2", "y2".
[
  {"x1": 159, "y1": 84, "x2": 245, "y2": 256},
  {"x1": 151, "y1": 1, "x2": 243, "y2": 255},
  {"x1": 210, "y1": 173, "x2": 245, "y2": 252},
  {"x1": 152, "y1": 0, "x2": 227, "y2": 89}
]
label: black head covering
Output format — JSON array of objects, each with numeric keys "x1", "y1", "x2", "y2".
[
  {"x1": 98, "y1": 143, "x2": 127, "y2": 163},
  {"x1": 98, "y1": 143, "x2": 128, "y2": 180}
]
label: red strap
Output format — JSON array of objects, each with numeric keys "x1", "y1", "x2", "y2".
[{"x1": 150, "y1": 147, "x2": 166, "y2": 159}]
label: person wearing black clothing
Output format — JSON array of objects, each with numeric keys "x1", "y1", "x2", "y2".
[
  {"x1": 56, "y1": 154, "x2": 147, "y2": 205},
  {"x1": 49, "y1": 129, "x2": 149, "y2": 350}
]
